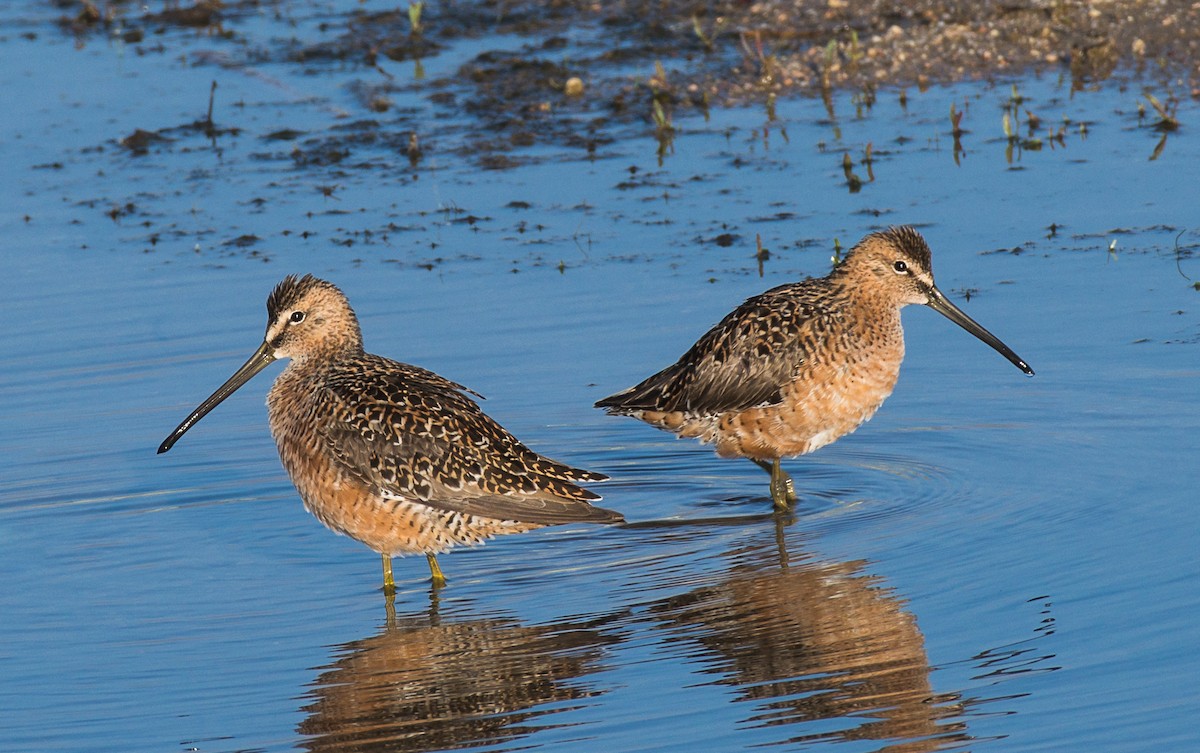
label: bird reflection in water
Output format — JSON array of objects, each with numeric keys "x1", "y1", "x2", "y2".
[
  {"x1": 298, "y1": 598, "x2": 621, "y2": 753},
  {"x1": 649, "y1": 525, "x2": 968, "y2": 751}
]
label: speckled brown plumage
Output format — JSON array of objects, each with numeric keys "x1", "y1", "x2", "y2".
[
  {"x1": 160, "y1": 275, "x2": 620, "y2": 591},
  {"x1": 597, "y1": 226, "x2": 1032, "y2": 508}
]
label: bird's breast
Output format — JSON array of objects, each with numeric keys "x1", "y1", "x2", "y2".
[{"x1": 715, "y1": 311, "x2": 906, "y2": 459}]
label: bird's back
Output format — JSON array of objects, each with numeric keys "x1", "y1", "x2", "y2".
[
  {"x1": 270, "y1": 353, "x2": 621, "y2": 529},
  {"x1": 597, "y1": 278, "x2": 843, "y2": 418},
  {"x1": 596, "y1": 274, "x2": 906, "y2": 459}
]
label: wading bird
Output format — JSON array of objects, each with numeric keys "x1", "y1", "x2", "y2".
[
  {"x1": 160, "y1": 275, "x2": 620, "y2": 592},
  {"x1": 596, "y1": 227, "x2": 1033, "y2": 508}
]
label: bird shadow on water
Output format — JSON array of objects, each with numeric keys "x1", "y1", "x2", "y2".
[
  {"x1": 298, "y1": 594, "x2": 627, "y2": 753},
  {"x1": 613, "y1": 512, "x2": 1060, "y2": 751},
  {"x1": 634, "y1": 518, "x2": 965, "y2": 751},
  {"x1": 297, "y1": 499, "x2": 1058, "y2": 753}
]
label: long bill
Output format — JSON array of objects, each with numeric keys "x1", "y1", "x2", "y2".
[
  {"x1": 158, "y1": 341, "x2": 277, "y2": 454},
  {"x1": 925, "y1": 287, "x2": 1034, "y2": 376}
]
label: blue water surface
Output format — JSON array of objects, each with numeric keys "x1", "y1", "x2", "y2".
[{"x1": 2, "y1": 3, "x2": 1198, "y2": 752}]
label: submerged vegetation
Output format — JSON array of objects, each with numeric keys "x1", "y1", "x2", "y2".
[
  {"x1": 37, "y1": 0, "x2": 1197, "y2": 273},
  {"x1": 42, "y1": 0, "x2": 1197, "y2": 176}
]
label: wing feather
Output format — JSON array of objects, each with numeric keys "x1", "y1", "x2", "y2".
[
  {"x1": 316, "y1": 356, "x2": 620, "y2": 525},
  {"x1": 597, "y1": 280, "x2": 835, "y2": 416}
]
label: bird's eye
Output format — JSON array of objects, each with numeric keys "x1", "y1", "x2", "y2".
[
  {"x1": 893, "y1": 260, "x2": 909, "y2": 274},
  {"x1": 289, "y1": 311, "x2": 306, "y2": 324}
]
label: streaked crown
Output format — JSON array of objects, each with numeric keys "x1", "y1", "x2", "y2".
[
  {"x1": 264, "y1": 274, "x2": 364, "y2": 360},
  {"x1": 836, "y1": 226, "x2": 938, "y2": 306}
]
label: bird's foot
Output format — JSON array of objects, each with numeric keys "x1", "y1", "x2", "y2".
[
  {"x1": 769, "y1": 476, "x2": 792, "y2": 510},
  {"x1": 769, "y1": 464, "x2": 798, "y2": 511}
]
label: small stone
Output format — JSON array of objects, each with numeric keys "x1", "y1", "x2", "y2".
[
  {"x1": 564, "y1": 77, "x2": 584, "y2": 96},
  {"x1": 1132, "y1": 38, "x2": 1146, "y2": 55}
]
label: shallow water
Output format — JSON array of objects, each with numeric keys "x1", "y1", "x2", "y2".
[{"x1": 3, "y1": 4, "x2": 1199, "y2": 752}]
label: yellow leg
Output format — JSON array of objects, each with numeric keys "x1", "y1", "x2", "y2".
[
  {"x1": 382, "y1": 553, "x2": 396, "y2": 596},
  {"x1": 755, "y1": 458, "x2": 797, "y2": 510},
  {"x1": 426, "y1": 553, "x2": 447, "y2": 589},
  {"x1": 770, "y1": 459, "x2": 797, "y2": 511}
]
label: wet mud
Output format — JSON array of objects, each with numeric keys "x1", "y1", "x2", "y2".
[{"x1": 49, "y1": 0, "x2": 1200, "y2": 166}]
